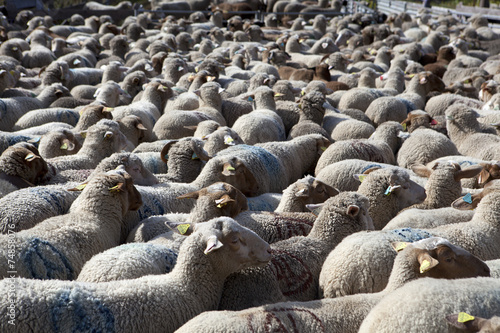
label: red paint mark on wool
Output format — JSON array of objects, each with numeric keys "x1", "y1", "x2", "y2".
[{"x1": 271, "y1": 249, "x2": 313, "y2": 297}]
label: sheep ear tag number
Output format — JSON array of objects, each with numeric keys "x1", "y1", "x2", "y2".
[
  {"x1": 177, "y1": 224, "x2": 190, "y2": 235},
  {"x1": 457, "y1": 312, "x2": 475, "y2": 323},
  {"x1": 463, "y1": 193, "x2": 472, "y2": 204}
]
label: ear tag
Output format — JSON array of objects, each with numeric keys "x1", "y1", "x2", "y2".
[
  {"x1": 194, "y1": 66, "x2": 198, "y2": 72},
  {"x1": 103, "y1": 107, "x2": 114, "y2": 112},
  {"x1": 177, "y1": 224, "x2": 190, "y2": 235},
  {"x1": 457, "y1": 312, "x2": 475, "y2": 323},
  {"x1": 25, "y1": 154, "x2": 35, "y2": 161},
  {"x1": 298, "y1": 103, "x2": 302, "y2": 109},
  {"x1": 320, "y1": 146, "x2": 327, "y2": 151},
  {"x1": 463, "y1": 79, "x2": 470, "y2": 83},
  {"x1": 60, "y1": 143, "x2": 68, "y2": 150},
  {"x1": 108, "y1": 185, "x2": 122, "y2": 193},
  {"x1": 446, "y1": 115, "x2": 454, "y2": 120},
  {"x1": 73, "y1": 183, "x2": 87, "y2": 191},
  {"x1": 192, "y1": 152, "x2": 199, "y2": 160},
  {"x1": 179, "y1": 66, "x2": 185, "y2": 72},
  {"x1": 463, "y1": 193, "x2": 472, "y2": 204},
  {"x1": 430, "y1": 119, "x2": 438, "y2": 125},
  {"x1": 215, "y1": 198, "x2": 227, "y2": 208},
  {"x1": 394, "y1": 242, "x2": 407, "y2": 252},
  {"x1": 358, "y1": 175, "x2": 366, "y2": 182},
  {"x1": 248, "y1": 96, "x2": 254, "y2": 102},
  {"x1": 280, "y1": 43, "x2": 284, "y2": 47},
  {"x1": 227, "y1": 166, "x2": 235, "y2": 171},
  {"x1": 301, "y1": 89, "x2": 306, "y2": 96},
  {"x1": 402, "y1": 123, "x2": 407, "y2": 131},
  {"x1": 218, "y1": 87, "x2": 225, "y2": 93},
  {"x1": 384, "y1": 186, "x2": 393, "y2": 196},
  {"x1": 274, "y1": 93, "x2": 284, "y2": 97},
  {"x1": 224, "y1": 135, "x2": 235, "y2": 145},
  {"x1": 324, "y1": 59, "x2": 329, "y2": 64},
  {"x1": 163, "y1": 154, "x2": 168, "y2": 160},
  {"x1": 322, "y1": 42, "x2": 328, "y2": 49},
  {"x1": 30, "y1": 137, "x2": 41, "y2": 143},
  {"x1": 419, "y1": 259, "x2": 431, "y2": 273}
]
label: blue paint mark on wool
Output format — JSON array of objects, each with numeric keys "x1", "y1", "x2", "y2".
[
  {"x1": 236, "y1": 145, "x2": 283, "y2": 184},
  {"x1": 28, "y1": 187, "x2": 65, "y2": 214},
  {"x1": 396, "y1": 97, "x2": 417, "y2": 114},
  {"x1": 389, "y1": 228, "x2": 432, "y2": 242},
  {"x1": 51, "y1": 287, "x2": 115, "y2": 333},
  {"x1": 23, "y1": 238, "x2": 74, "y2": 280},
  {"x1": 137, "y1": 195, "x2": 165, "y2": 221},
  {"x1": 7, "y1": 135, "x2": 33, "y2": 147},
  {"x1": 163, "y1": 248, "x2": 178, "y2": 273}
]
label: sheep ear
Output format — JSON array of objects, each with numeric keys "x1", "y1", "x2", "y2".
[
  {"x1": 346, "y1": 204, "x2": 360, "y2": 217},
  {"x1": 478, "y1": 167, "x2": 491, "y2": 185},
  {"x1": 190, "y1": 140, "x2": 211, "y2": 162},
  {"x1": 24, "y1": 153, "x2": 39, "y2": 162},
  {"x1": 451, "y1": 193, "x2": 480, "y2": 210},
  {"x1": 184, "y1": 125, "x2": 198, "y2": 131},
  {"x1": 222, "y1": 162, "x2": 237, "y2": 176},
  {"x1": 80, "y1": 131, "x2": 87, "y2": 139},
  {"x1": 165, "y1": 221, "x2": 194, "y2": 236},
  {"x1": 445, "y1": 313, "x2": 485, "y2": 331},
  {"x1": 160, "y1": 140, "x2": 178, "y2": 163},
  {"x1": 93, "y1": 88, "x2": 102, "y2": 98},
  {"x1": 295, "y1": 187, "x2": 309, "y2": 197},
  {"x1": 454, "y1": 165, "x2": 483, "y2": 181},
  {"x1": 204, "y1": 235, "x2": 224, "y2": 254},
  {"x1": 60, "y1": 139, "x2": 75, "y2": 151},
  {"x1": 215, "y1": 194, "x2": 235, "y2": 208},
  {"x1": 67, "y1": 183, "x2": 88, "y2": 191},
  {"x1": 55, "y1": 89, "x2": 64, "y2": 98},
  {"x1": 136, "y1": 122, "x2": 147, "y2": 131},
  {"x1": 363, "y1": 167, "x2": 381, "y2": 175},
  {"x1": 177, "y1": 190, "x2": 200, "y2": 200},
  {"x1": 411, "y1": 164, "x2": 433, "y2": 178},
  {"x1": 306, "y1": 203, "x2": 324, "y2": 217},
  {"x1": 417, "y1": 252, "x2": 439, "y2": 273}
]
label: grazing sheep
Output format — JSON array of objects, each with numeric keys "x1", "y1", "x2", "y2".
[
  {"x1": 218, "y1": 192, "x2": 373, "y2": 310},
  {"x1": 316, "y1": 179, "x2": 500, "y2": 298},
  {"x1": 0, "y1": 217, "x2": 272, "y2": 332},
  {"x1": 0, "y1": 169, "x2": 142, "y2": 279},
  {"x1": 178, "y1": 237, "x2": 489, "y2": 333}
]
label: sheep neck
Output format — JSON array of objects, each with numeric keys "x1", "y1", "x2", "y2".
[
  {"x1": 421, "y1": 172, "x2": 462, "y2": 208},
  {"x1": 383, "y1": 248, "x2": 422, "y2": 293},
  {"x1": 307, "y1": 212, "x2": 361, "y2": 244},
  {"x1": 474, "y1": 191, "x2": 500, "y2": 226}
]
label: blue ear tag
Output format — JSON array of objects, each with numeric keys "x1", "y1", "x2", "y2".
[
  {"x1": 248, "y1": 96, "x2": 254, "y2": 102},
  {"x1": 463, "y1": 193, "x2": 472, "y2": 204},
  {"x1": 384, "y1": 186, "x2": 392, "y2": 196}
]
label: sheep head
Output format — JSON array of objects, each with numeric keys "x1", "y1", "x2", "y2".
[{"x1": 221, "y1": 158, "x2": 259, "y2": 197}]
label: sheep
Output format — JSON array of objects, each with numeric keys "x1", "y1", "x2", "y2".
[
  {"x1": 0, "y1": 83, "x2": 70, "y2": 131},
  {"x1": 446, "y1": 104, "x2": 500, "y2": 160},
  {"x1": 403, "y1": 162, "x2": 483, "y2": 210},
  {"x1": 0, "y1": 143, "x2": 48, "y2": 198},
  {"x1": 383, "y1": 207, "x2": 475, "y2": 230},
  {"x1": 21, "y1": 30, "x2": 57, "y2": 69},
  {"x1": 424, "y1": 93, "x2": 483, "y2": 117},
  {"x1": 0, "y1": 168, "x2": 142, "y2": 280},
  {"x1": 275, "y1": 175, "x2": 339, "y2": 213},
  {"x1": 201, "y1": 126, "x2": 244, "y2": 157},
  {"x1": 13, "y1": 108, "x2": 80, "y2": 130},
  {"x1": 358, "y1": 277, "x2": 500, "y2": 333},
  {"x1": 396, "y1": 128, "x2": 460, "y2": 168},
  {"x1": 0, "y1": 217, "x2": 271, "y2": 332},
  {"x1": 177, "y1": 237, "x2": 490, "y2": 333},
  {"x1": 217, "y1": 191, "x2": 373, "y2": 311},
  {"x1": 83, "y1": 1, "x2": 133, "y2": 10},
  {"x1": 80, "y1": 181, "x2": 248, "y2": 282},
  {"x1": 47, "y1": 120, "x2": 129, "y2": 172},
  {"x1": 315, "y1": 179, "x2": 500, "y2": 298},
  {"x1": 230, "y1": 86, "x2": 286, "y2": 145},
  {"x1": 364, "y1": 97, "x2": 409, "y2": 127},
  {"x1": 399, "y1": 109, "x2": 438, "y2": 133},
  {"x1": 73, "y1": 104, "x2": 113, "y2": 132}
]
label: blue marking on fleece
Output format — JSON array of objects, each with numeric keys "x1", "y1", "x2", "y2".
[
  {"x1": 137, "y1": 195, "x2": 165, "y2": 221},
  {"x1": 7, "y1": 135, "x2": 33, "y2": 147},
  {"x1": 163, "y1": 248, "x2": 178, "y2": 273},
  {"x1": 361, "y1": 163, "x2": 383, "y2": 173},
  {"x1": 247, "y1": 198, "x2": 276, "y2": 212},
  {"x1": 51, "y1": 287, "x2": 115, "y2": 333},
  {"x1": 23, "y1": 238, "x2": 74, "y2": 280},
  {"x1": 389, "y1": 228, "x2": 432, "y2": 242},
  {"x1": 396, "y1": 98, "x2": 417, "y2": 114},
  {"x1": 28, "y1": 187, "x2": 65, "y2": 214},
  {"x1": 0, "y1": 99, "x2": 6, "y2": 119},
  {"x1": 236, "y1": 145, "x2": 283, "y2": 183}
]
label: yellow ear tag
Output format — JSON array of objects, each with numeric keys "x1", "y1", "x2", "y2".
[
  {"x1": 298, "y1": 103, "x2": 302, "y2": 109},
  {"x1": 60, "y1": 143, "x2": 68, "y2": 150},
  {"x1": 358, "y1": 175, "x2": 366, "y2": 182},
  {"x1": 227, "y1": 166, "x2": 235, "y2": 171},
  {"x1": 457, "y1": 312, "x2": 475, "y2": 323},
  {"x1": 402, "y1": 123, "x2": 407, "y2": 131},
  {"x1": 215, "y1": 198, "x2": 227, "y2": 208},
  {"x1": 177, "y1": 224, "x2": 190, "y2": 235},
  {"x1": 274, "y1": 93, "x2": 284, "y2": 97},
  {"x1": 108, "y1": 185, "x2": 122, "y2": 193},
  {"x1": 224, "y1": 136, "x2": 234, "y2": 145},
  {"x1": 301, "y1": 90, "x2": 306, "y2": 96},
  {"x1": 394, "y1": 242, "x2": 407, "y2": 252},
  {"x1": 74, "y1": 184, "x2": 87, "y2": 191},
  {"x1": 320, "y1": 146, "x2": 327, "y2": 151},
  {"x1": 103, "y1": 107, "x2": 114, "y2": 112},
  {"x1": 419, "y1": 259, "x2": 431, "y2": 273}
]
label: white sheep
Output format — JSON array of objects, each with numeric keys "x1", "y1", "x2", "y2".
[
  {"x1": 315, "y1": 180, "x2": 500, "y2": 298},
  {"x1": 358, "y1": 277, "x2": 500, "y2": 333},
  {"x1": 177, "y1": 237, "x2": 489, "y2": 333},
  {"x1": 218, "y1": 191, "x2": 373, "y2": 311},
  {"x1": 0, "y1": 217, "x2": 271, "y2": 332},
  {"x1": 0, "y1": 169, "x2": 142, "y2": 280}
]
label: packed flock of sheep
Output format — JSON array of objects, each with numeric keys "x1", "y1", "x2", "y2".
[{"x1": 0, "y1": 0, "x2": 500, "y2": 331}]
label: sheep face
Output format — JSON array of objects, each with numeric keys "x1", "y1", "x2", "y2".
[
  {"x1": 0, "y1": 143, "x2": 48, "y2": 185},
  {"x1": 221, "y1": 158, "x2": 260, "y2": 197},
  {"x1": 192, "y1": 218, "x2": 272, "y2": 274}
]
